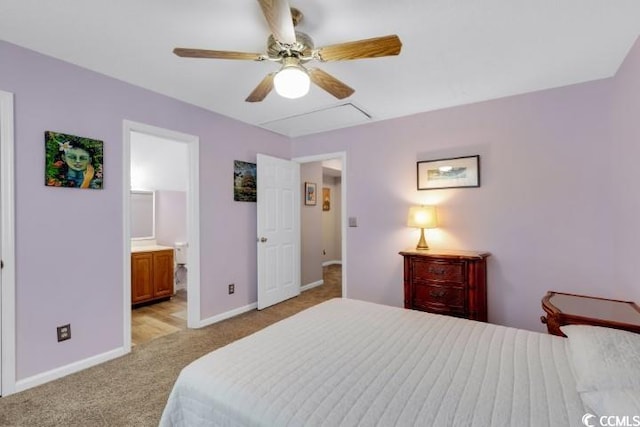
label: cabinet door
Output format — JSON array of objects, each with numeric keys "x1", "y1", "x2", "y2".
[
  {"x1": 153, "y1": 250, "x2": 174, "y2": 298},
  {"x1": 132, "y1": 252, "x2": 154, "y2": 303}
]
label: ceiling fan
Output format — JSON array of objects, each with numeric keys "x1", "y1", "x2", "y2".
[{"x1": 173, "y1": 0, "x2": 402, "y2": 102}]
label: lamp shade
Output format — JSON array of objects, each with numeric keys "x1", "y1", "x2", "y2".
[
  {"x1": 273, "y1": 65, "x2": 310, "y2": 99},
  {"x1": 407, "y1": 205, "x2": 437, "y2": 229}
]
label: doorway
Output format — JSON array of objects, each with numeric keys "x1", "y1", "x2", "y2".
[
  {"x1": 0, "y1": 90, "x2": 16, "y2": 396},
  {"x1": 294, "y1": 152, "x2": 347, "y2": 298},
  {"x1": 122, "y1": 121, "x2": 200, "y2": 352}
]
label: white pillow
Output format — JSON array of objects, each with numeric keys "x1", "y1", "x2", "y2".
[
  {"x1": 561, "y1": 325, "x2": 640, "y2": 392},
  {"x1": 580, "y1": 389, "x2": 640, "y2": 418}
]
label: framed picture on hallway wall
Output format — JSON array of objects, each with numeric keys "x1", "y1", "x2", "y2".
[
  {"x1": 323, "y1": 187, "x2": 330, "y2": 211},
  {"x1": 304, "y1": 182, "x2": 317, "y2": 206}
]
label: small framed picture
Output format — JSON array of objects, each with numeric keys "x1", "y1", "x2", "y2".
[
  {"x1": 417, "y1": 155, "x2": 480, "y2": 190},
  {"x1": 304, "y1": 182, "x2": 317, "y2": 206}
]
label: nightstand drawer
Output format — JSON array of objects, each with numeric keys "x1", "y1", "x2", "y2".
[
  {"x1": 413, "y1": 260, "x2": 465, "y2": 284},
  {"x1": 414, "y1": 283, "x2": 465, "y2": 312}
]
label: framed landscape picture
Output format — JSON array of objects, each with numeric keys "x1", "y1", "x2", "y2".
[
  {"x1": 233, "y1": 160, "x2": 257, "y2": 202},
  {"x1": 417, "y1": 155, "x2": 480, "y2": 190}
]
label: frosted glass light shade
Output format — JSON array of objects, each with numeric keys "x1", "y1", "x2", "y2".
[
  {"x1": 407, "y1": 205, "x2": 438, "y2": 229},
  {"x1": 274, "y1": 66, "x2": 310, "y2": 99}
]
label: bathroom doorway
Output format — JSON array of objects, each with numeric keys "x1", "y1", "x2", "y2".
[{"x1": 122, "y1": 121, "x2": 200, "y2": 351}]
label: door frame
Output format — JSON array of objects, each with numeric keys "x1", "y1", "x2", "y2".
[
  {"x1": 122, "y1": 120, "x2": 201, "y2": 353},
  {"x1": 293, "y1": 152, "x2": 347, "y2": 297},
  {"x1": 1, "y1": 90, "x2": 16, "y2": 396}
]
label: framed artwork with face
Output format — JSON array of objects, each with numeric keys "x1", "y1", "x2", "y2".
[{"x1": 45, "y1": 131, "x2": 104, "y2": 189}]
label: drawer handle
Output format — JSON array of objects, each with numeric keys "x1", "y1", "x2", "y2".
[
  {"x1": 428, "y1": 267, "x2": 446, "y2": 275},
  {"x1": 429, "y1": 289, "x2": 447, "y2": 299}
]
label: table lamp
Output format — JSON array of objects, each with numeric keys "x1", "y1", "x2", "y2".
[{"x1": 407, "y1": 205, "x2": 437, "y2": 250}]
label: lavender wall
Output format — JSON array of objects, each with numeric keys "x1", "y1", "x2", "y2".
[
  {"x1": 293, "y1": 73, "x2": 624, "y2": 332},
  {"x1": 155, "y1": 190, "x2": 187, "y2": 247},
  {"x1": 611, "y1": 38, "x2": 640, "y2": 301},
  {"x1": 0, "y1": 41, "x2": 290, "y2": 380}
]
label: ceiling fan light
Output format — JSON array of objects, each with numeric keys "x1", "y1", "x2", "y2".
[{"x1": 274, "y1": 66, "x2": 310, "y2": 99}]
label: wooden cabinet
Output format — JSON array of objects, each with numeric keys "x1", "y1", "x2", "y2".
[
  {"x1": 132, "y1": 249, "x2": 174, "y2": 305},
  {"x1": 541, "y1": 291, "x2": 640, "y2": 336},
  {"x1": 400, "y1": 249, "x2": 490, "y2": 322}
]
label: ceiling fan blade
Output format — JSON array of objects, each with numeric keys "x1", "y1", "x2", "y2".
[
  {"x1": 308, "y1": 68, "x2": 355, "y2": 100},
  {"x1": 315, "y1": 35, "x2": 402, "y2": 62},
  {"x1": 173, "y1": 48, "x2": 263, "y2": 61},
  {"x1": 245, "y1": 73, "x2": 275, "y2": 102},
  {"x1": 257, "y1": 0, "x2": 297, "y2": 45}
]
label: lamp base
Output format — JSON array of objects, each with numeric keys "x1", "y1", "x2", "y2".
[{"x1": 416, "y1": 228, "x2": 429, "y2": 250}]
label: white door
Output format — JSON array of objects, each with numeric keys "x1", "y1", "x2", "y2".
[{"x1": 257, "y1": 154, "x2": 300, "y2": 310}]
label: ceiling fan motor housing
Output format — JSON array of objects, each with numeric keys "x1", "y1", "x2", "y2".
[{"x1": 267, "y1": 32, "x2": 314, "y2": 62}]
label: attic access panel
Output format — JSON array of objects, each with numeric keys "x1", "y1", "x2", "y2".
[{"x1": 260, "y1": 103, "x2": 371, "y2": 137}]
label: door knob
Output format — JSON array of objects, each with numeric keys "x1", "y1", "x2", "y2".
[{"x1": 259, "y1": 237, "x2": 268, "y2": 243}]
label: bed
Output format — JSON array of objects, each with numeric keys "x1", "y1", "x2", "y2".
[{"x1": 160, "y1": 298, "x2": 591, "y2": 426}]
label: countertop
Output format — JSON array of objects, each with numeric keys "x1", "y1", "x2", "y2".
[{"x1": 131, "y1": 245, "x2": 174, "y2": 253}]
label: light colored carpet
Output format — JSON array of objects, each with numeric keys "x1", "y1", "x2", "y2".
[{"x1": 0, "y1": 265, "x2": 341, "y2": 427}]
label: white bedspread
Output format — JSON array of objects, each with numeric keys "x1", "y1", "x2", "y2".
[{"x1": 160, "y1": 298, "x2": 585, "y2": 426}]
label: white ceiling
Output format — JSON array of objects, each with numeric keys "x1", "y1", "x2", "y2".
[{"x1": 1, "y1": 0, "x2": 638, "y2": 137}]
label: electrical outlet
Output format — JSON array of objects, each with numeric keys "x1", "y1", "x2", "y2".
[
  {"x1": 228, "y1": 283, "x2": 235, "y2": 294},
  {"x1": 57, "y1": 324, "x2": 71, "y2": 342}
]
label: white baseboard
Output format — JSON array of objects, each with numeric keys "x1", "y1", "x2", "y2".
[
  {"x1": 322, "y1": 260, "x2": 342, "y2": 267},
  {"x1": 15, "y1": 347, "x2": 128, "y2": 393},
  {"x1": 11, "y1": 282, "x2": 335, "y2": 394},
  {"x1": 197, "y1": 278, "x2": 337, "y2": 328},
  {"x1": 197, "y1": 302, "x2": 257, "y2": 328},
  {"x1": 198, "y1": 279, "x2": 335, "y2": 327},
  {"x1": 301, "y1": 280, "x2": 324, "y2": 292}
]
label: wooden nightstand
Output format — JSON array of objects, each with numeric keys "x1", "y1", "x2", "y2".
[
  {"x1": 541, "y1": 291, "x2": 640, "y2": 336},
  {"x1": 399, "y1": 249, "x2": 490, "y2": 322}
]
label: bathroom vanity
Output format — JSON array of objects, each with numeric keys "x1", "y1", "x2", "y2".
[{"x1": 131, "y1": 245, "x2": 174, "y2": 306}]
